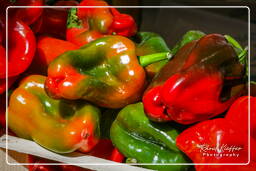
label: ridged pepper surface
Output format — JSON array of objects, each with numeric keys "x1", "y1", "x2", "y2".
[
  {"x1": 45, "y1": 35, "x2": 145, "y2": 109},
  {"x1": 143, "y1": 34, "x2": 245, "y2": 124},
  {"x1": 110, "y1": 102, "x2": 190, "y2": 171},
  {"x1": 8, "y1": 75, "x2": 100, "y2": 153}
]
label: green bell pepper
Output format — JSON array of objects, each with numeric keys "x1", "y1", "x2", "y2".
[{"x1": 110, "y1": 102, "x2": 190, "y2": 171}]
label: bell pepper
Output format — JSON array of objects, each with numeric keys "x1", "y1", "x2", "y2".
[
  {"x1": 36, "y1": 36, "x2": 79, "y2": 65},
  {"x1": 8, "y1": 75, "x2": 101, "y2": 153},
  {"x1": 66, "y1": 8, "x2": 102, "y2": 47},
  {"x1": 66, "y1": 0, "x2": 137, "y2": 46},
  {"x1": 45, "y1": 35, "x2": 146, "y2": 109},
  {"x1": 176, "y1": 119, "x2": 255, "y2": 171},
  {"x1": 176, "y1": 96, "x2": 256, "y2": 171},
  {"x1": 77, "y1": 0, "x2": 113, "y2": 34},
  {"x1": 137, "y1": 30, "x2": 205, "y2": 78},
  {"x1": 143, "y1": 34, "x2": 245, "y2": 124},
  {"x1": 108, "y1": 8, "x2": 137, "y2": 37},
  {"x1": 9, "y1": 0, "x2": 44, "y2": 25},
  {"x1": 0, "y1": 20, "x2": 36, "y2": 78},
  {"x1": 225, "y1": 96, "x2": 256, "y2": 139},
  {"x1": 31, "y1": 36, "x2": 79, "y2": 74},
  {"x1": 110, "y1": 102, "x2": 190, "y2": 171}
]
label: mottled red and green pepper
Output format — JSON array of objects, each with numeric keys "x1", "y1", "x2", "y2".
[
  {"x1": 66, "y1": 0, "x2": 137, "y2": 46},
  {"x1": 8, "y1": 75, "x2": 101, "y2": 153},
  {"x1": 45, "y1": 35, "x2": 145, "y2": 109},
  {"x1": 143, "y1": 34, "x2": 245, "y2": 124}
]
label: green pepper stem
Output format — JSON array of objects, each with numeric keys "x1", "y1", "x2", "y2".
[
  {"x1": 139, "y1": 52, "x2": 172, "y2": 67},
  {"x1": 67, "y1": 8, "x2": 83, "y2": 29}
]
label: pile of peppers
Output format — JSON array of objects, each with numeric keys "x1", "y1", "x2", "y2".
[{"x1": 0, "y1": 1, "x2": 254, "y2": 171}]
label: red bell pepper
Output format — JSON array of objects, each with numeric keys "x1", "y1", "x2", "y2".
[
  {"x1": 176, "y1": 96, "x2": 256, "y2": 171},
  {"x1": 9, "y1": 0, "x2": 44, "y2": 25},
  {"x1": 30, "y1": 36, "x2": 79, "y2": 74},
  {"x1": 66, "y1": 0, "x2": 137, "y2": 46},
  {"x1": 225, "y1": 96, "x2": 256, "y2": 139},
  {"x1": 108, "y1": 8, "x2": 137, "y2": 37},
  {"x1": 142, "y1": 34, "x2": 245, "y2": 124},
  {"x1": 36, "y1": 36, "x2": 79, "y2": 65},
  {"x1": 0, "y1": 20, "x2": 36, "y2": 78}
]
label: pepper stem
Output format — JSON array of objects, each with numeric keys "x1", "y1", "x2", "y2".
[
  {"x1": 67, "y1": 8, "x2": 83, "y2": 29},
  {"x1": 139, "y1": 52, "x2": 172, "y2": 67}
]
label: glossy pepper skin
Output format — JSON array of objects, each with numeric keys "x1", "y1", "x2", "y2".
[
  {"x1": 66, "y1": 0, "x2": 137, "y2": 47},
  {"x1": 77, "y1": 0, "x2": 113, "y2": 34},
  {"x1": 137, "y1": 30, "x2": 205, "y2": 79},
  {"x1": 8, "y1": 75, "x2": 100, "y2": 153},
  {"x1": 66, "y1": 8, "x2": 102, "y2": 47},
  {"x1": 108, "y1": 8, "x2": 137, "y2": 37},
  {"x1": 77, "y1": 0, "x2": 136, "y2": 36},
  {"x1": 45, "y1": 35, "x2": 145, "y2": 109},
  {"x1": 0, "y1": 20, "x2": 36, "y2": 78},
  {"x1": 176, "y1": 97, "x2": 256, "y2": 171},
  {"x1": 225, "y1": 96, "x2": 256, "y2": 139},
  {"x1": 31, "y1": 36, "x2": 79, "y2": 74},
  {"x1": 135, "y1": 32, "x2": 170, "y2": 78},
  {"x1": 10, "y1": 0, "x2": 44, "y2": 25},
  {"x1": 143, "y1": 34, "x2": 245, "y2": 124},
  {"x1": 110, "y1": 102, "x2": 190, "y2": 171},
  {"x1": 66, "y1": 0, "x2": 136, "y2": 46}
]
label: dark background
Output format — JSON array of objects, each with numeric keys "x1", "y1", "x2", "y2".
[{"x1": 109, "y1": 0, "x2": 256, "y2": 81}]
